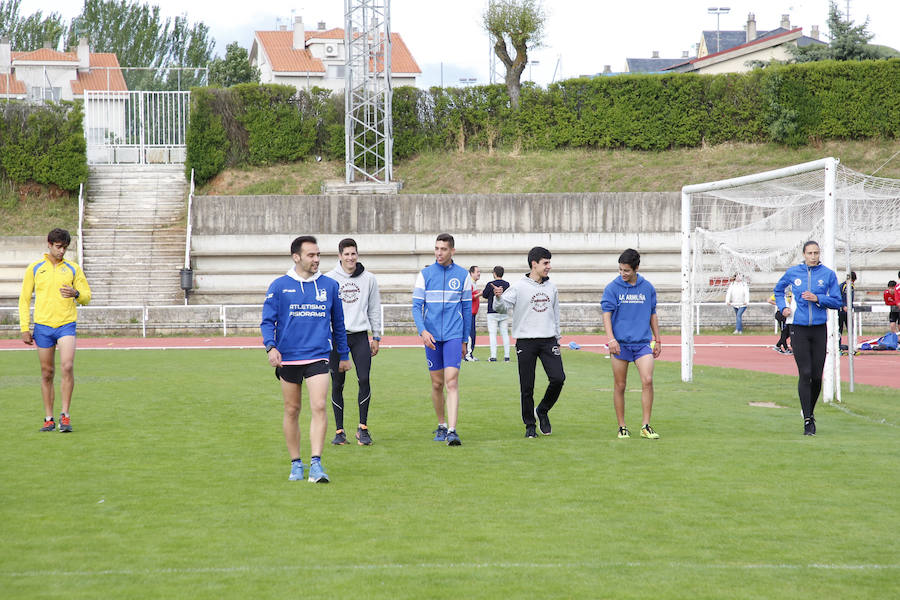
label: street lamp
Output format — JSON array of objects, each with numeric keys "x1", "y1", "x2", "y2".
[
  {"x1": 528, "y1": 60, "x2": 540, "y2": 82},
  {"x1": 707, "y1": 7, "x2": 730, "y2": 54}
]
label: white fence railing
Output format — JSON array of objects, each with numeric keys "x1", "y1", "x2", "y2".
[{"x1": 1, "y1": 302, "x2": 886, "y2": 339}]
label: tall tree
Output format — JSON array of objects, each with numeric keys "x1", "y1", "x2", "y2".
[
  {"x1": 209, "y1": 42, "x2": 260, "y2": 88},
  {"x1": 0, "y1": 0, "x2": 67, "y2": 51},
  {"x1": 67, "y1": 0, "x2": 214, "y2": 90},
  {"x1": 790, "y1": 1, "x2": 884, "y2": 62},
  {"x1": 482, "y1": 0, "x2": 545, "y2": 110}
]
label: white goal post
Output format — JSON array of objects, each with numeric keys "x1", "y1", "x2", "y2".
[{"x1": 680, "y1": 158, "x2": 841, "y2": 399}]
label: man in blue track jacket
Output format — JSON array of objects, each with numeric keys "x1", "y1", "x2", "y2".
[
  {"x1": 261, "y1": 236, "x2": 351, "y2": 483},
  {"x1": 412, "y1": 233, "x2": 473, "y2": 446}
]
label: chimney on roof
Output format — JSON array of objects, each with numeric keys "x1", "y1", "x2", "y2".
[
  {"x1": 77, "y1": 37, "x2": 90, "y2": 72},
  {"x1": 746, "y1": 13, "x2": 756, "y2": 42},
  {"x1": 811, "y1": 25, "x2": 820, "y2": 40},
  {"x1": 651, "y1": 50, "x2": 659, "y2": 59},
  {"x1": 0, "y1": 37, "x2": 10, "y2": 75},
  {"x1": 781, "y1": 14, "x2": 790, "y2": 29},
  {"x1": 682, "y1": 50, "x2": 689, "y2": 58},
  {"x1": 293, "y1": 16, "x2": 305, "y2": 50},
  {"x1": 603, "y1": 65, "x2": 611, "y2": 74},
  {"x1": 318, "y1": 21, "x2": 326, "y2": 30}
]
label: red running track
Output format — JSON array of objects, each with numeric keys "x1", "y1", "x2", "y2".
[{"x1": 1, "y1": 334, "x2": 896, "y2": 389}]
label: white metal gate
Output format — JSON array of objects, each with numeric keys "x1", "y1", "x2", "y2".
[{"x1": 84, "y1": 90, "x2": 190, "y2": 165}]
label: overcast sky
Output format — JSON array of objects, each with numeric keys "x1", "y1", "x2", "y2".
[{"x1": 18, "y1": 0, "x2": 900, "y2": 87}]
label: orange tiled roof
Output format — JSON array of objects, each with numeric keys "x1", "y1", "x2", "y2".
[
  {"x1": 12, "y1": 48, "x2": 78, "y2": 62},
  {"x1": 256, "y1": 28, "x2": 421, "y2": 74},
  {"x1": 0, "y1": 72, "x2": 27, "y2": 95},
  {"x1": 71, "y1": 53, "x2": 128, "y2": 93},
  {"x1": 256, "y1": 31, "x2": 325, "y2": 72}
]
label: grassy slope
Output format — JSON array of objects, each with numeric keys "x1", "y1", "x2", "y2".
[{"x1": 0, "y1": 348, "x2": 896, "y2": 599}]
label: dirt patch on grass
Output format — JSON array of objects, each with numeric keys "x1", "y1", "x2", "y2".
[{"x1": 748, "y1": 401, "x2": 787, "y2": 408}]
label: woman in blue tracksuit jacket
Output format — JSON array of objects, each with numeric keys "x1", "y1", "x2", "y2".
[{"x1": 773, "y1": 241, "x2": 842, "y2": 436}]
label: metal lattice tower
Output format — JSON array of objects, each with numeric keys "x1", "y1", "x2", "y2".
[{"x1": 344, "y1": 0, "x2": 393, "y2": 184}]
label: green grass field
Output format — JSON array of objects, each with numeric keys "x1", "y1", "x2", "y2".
[{"x1": 1, "y1": 348, "x2": 897, "y2": 599}]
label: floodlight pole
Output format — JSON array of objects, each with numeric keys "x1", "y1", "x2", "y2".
[{"x1": 344, "y1": 0, "x2": 393, "y2": 184}]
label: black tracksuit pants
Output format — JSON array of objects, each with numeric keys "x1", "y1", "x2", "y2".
[
  {"x1": 516, "y1": 337, "x2": 565, "y2": 425},
  {"x1": 329, "y1": 331, "x2": 372, "y2": 429},
  {"x1": 789, "y1": 324, "x2": 827, "y2": 419}
]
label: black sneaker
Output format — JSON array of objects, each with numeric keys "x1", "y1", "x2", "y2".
[
  {"x1": 356, "y1": 426, "x2": 373, "y2": 446},
  {"x1": 535, "y1": 408, "x2": 551, "y2": 435},
  {"x1": 40, "y1": 418, "x2": 55, "y2": 432},
  {"x1": 488, "y1": 357, "x2": 497, "y2": 362},
  {"x1": 809, "y1": 415, "x2": 816, "y2": 435},
  {"x1": 504, "y1": 357, "x2": 510, "y2": 362},
  {"x1": 803, "y1": 418, "x2": 815, "y2": 436},
  {"x1": 331, "y1": 429, "x2": 348, "y2": 445},
  {"x1": 525, "y1": 424, "x2": 537, "y2": 438}
]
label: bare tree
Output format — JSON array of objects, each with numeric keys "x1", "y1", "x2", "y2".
[{"x1": 483, "y1": 0, "x2": 546, "y2": 110}]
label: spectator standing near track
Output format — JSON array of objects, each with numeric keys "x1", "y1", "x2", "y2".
[
  {"x1": 774, "y1": 241, "x2": 842, "y2": 436},
  {"x1": 769, "y1": 288, "x2": 795, "y2": 354},
  {"x1": 482, "y1": 266, "x2": 511, "y2": 362},
  {"x1": 261, "y1": 236, "x2": 351, "y2": 483},
  {"x1": 839, "y1": 271, "x2": 857, "y2": 345},
  {"x1": 412, "y1": 233, "x2": 472, "y2": 446},
  {"x1": 464, "y1": 265, "x2": 481, "y2": 361},
  {"x1": 325, "y1": 238, "x2": 382, "y2": 446},
  {"x1": 19, "y1": 228, "x2": 91, "y2": 433},
  {"x1": 725, "y1": 273, "x2": 750, "y2": 334},
  {"x1": 492, "y1": 247, "x2": 565, "y2": 438},
  {"x1": 601, "y1": 248, "x2": 662, "y2": 440},
  {"x1": 885, "y1": 279, "x2": 899, "y2": 334}
]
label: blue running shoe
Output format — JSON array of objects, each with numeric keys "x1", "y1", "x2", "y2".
[
  {"x1": 308, "y1": 460, "x2": 330, "y2": 483},
  {"x1": 433, "y1": 425, "x2": 448, "y2": 442},
  {"x1": 446, "y1": 430, "x2": 461, "y2": 446},
  {"x1": 289, "y1": 460, "x2": 305, "y2": 481}
]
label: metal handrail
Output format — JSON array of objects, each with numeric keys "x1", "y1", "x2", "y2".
[{"x1": 77, "y1": 183, "x2": 84, "y2": 266}]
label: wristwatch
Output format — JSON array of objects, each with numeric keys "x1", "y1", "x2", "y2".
[
  {"x1": 265, "y1": 344, "x2": 276, "y2": 352},
  {"x1": 74, "y1": 290, "x2": 80, "y2": 299}
]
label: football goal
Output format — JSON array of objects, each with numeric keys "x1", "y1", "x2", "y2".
[{"x1": 680, "y1": 157, "x2": 900, "y2": 402}]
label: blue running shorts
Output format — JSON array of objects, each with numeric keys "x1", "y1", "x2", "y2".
[
  {"x1": 612, "y1": 342, "x2": 653, "y2": 363},
  {"x1": 424, "y1": 338, "x2": 463, "y2": 371},
  {"x1": 33, "y1": 322, "x2": 76, "y2": 348}
]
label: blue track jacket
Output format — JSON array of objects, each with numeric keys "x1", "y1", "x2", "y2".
[
  {"x1": 412, "y1": 261, "x2": 473, "y2": 342},
  {"x1": 601, "y1": 274, "x2": 657, "y2": 344},
  {"x1": 260, "y1": 270, "x2": 349, "y2": 362},
  {"x1": 774, "y1": 263, "x2": 842, "y2": 326}
]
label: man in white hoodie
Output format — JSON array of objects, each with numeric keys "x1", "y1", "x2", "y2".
[
  {"x1": 492, "y1": 246, "x2": 565, "y2": 438},
  {"x1": 326, "y1": 238, "x2": 383, "y2": 446}
]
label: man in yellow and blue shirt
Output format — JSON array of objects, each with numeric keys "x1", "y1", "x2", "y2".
[{"x1": 19, "y1": 228, "x2": 91, "y2": 433}]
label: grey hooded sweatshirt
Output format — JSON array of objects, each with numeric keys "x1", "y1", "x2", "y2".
[
  {"x1": 494, "y1": 274, "x2": 561, "y2": 339},
  {"x1": 324, "y1": 261, "x2": 383, "y2": 337}
]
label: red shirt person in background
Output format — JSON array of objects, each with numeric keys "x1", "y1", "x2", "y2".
[{"x1": 885, "y1": 279, "x2": 899, "y2": 334}]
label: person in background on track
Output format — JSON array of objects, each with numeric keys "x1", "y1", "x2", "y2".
[
  {"x1": 464, "y1": 265, "x2": 481, "y2": 362},
  {"x1": 886, "y1": 279, "x2": 899, "y2": 335},
  {"x1": 482, "y1": 266, "x2": 511, "y2": 362},
  {"x1": 774, "y1": 241, "x2": 842, "y2": 437},
  {"x1": 838, "y1": 271, "x2": 857, "y2": 346},
  {"x1": 769, "y1": 288, "x2": 795, "y2": 354},
  {"x1": 725, "y1": 273, "x2": 750, "y2": 335}
]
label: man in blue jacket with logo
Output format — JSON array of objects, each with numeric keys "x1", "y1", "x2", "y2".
[
  {"x1": 261, "y1": 236, "x2": 351, "y2": 482},
  {"x1": 412, "y1": 233, "x2": 473, "y2": 446},
  {"x1": 774, "y1": 241, "x2": 842, "y2": 436}
]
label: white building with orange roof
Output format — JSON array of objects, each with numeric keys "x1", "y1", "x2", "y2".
[
  {"x1": 249, "y1": 17, "x2": 420, "y2": 93},
  {"x1": 0, "y1": 37, "x2": 127, "y2": 102}
]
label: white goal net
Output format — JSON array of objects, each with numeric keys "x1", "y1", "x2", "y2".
[{"x1": 680, "y1": 157, "x2": 900, "y2": 401}]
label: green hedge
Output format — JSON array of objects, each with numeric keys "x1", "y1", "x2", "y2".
[
  {"x1": 0, "y1": 101, "x2": 88, "y2": 191},
  {"x1": 186, "y1": 59, "x2": 900, "y2": 183}
]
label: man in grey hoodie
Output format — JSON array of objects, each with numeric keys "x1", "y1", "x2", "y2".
[
  {"x1": 326, "y1": 238, "x2": 383, "y2": 446},
  {"x1": 492, "y1": 246, "x2": 565, "y2": 438}
]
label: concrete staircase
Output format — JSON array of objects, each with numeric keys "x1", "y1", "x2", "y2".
[{"x1": 82, "y1": 165, "x2": 188, "y2": 306}]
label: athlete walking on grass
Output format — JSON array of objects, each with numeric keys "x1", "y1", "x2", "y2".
[
  {"x1": 492, "y1": 247, "x2": 565, "y2": 438},
  {"x1": 601, "y1": 249, "x2": 662, "y2": 440},
  {"x1": 19, "y1": 228, "x2": 91, "y2": 433},
  {"x1": 261, "y1": 236, "x2": 351, "y2": 482},
  {"x1": 412, "y1": 233, "x2": 472, "y2": 446},
  {"x1": 774, "y1": 241, "x2": 842, "y2": 436},
  {"x1": 326, "y1": 238, "x2": 382, "y2": 446}
]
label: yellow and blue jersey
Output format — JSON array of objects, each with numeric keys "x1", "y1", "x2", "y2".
[{"x1": 19, "y1": 254, "x2": 91, "y2": 331}]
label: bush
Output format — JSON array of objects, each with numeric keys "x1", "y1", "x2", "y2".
[{"x1": 0, "y1": 101, "x2": 88, "y2": 191}]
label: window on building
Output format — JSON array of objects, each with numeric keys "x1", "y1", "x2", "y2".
[
  {"x1": 327, "y1": 65, "x2": 345, "y2": 79},
  {"x1": 29, "y1": 87, "x2": 61, "y2": 102}
]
